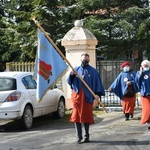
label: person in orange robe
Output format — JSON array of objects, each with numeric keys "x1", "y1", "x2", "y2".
[
  {"x1": 67, "y1": 53, "x2": 105, "y2": 144},
  {"x1": 108, "y1": 61, "x2": 138, "y2": 121},
  {"x1": 135, "y1": 60, "x2": 150, "y2": 130}
]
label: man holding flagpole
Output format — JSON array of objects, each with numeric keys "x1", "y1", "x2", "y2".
[{"x1": 67, "y1": 53, "x2": 105, "y2": 144}]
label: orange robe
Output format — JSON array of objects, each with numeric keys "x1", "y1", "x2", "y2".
[
  {"x1": 70, "y1": 88, "x2": 94, "y2": 124},
  {"x1": 140, "y1": 96, "x2": 150, "y2": 124},
  {"x1": 121, "y1": 96, "x2": 136, "y2": 114}
]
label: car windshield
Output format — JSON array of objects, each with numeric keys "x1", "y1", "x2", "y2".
[{"x1": 0, "y1": 78, "x2": 17, "y2": 91}]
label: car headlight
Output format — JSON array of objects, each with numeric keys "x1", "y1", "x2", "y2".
[{"x1": 5, "y1": 91, "x2": 22, "y2": 102}]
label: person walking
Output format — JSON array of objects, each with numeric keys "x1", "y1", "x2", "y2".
[
  {"x1": 135, "y1": 60, "x2": 150, "y2": 129},
  {"x1": 67, "y1": 53, "x2": 105, "y2": 144},
  {"x1": 108, "y1": 61, "x2": 138, "y2": 121}
]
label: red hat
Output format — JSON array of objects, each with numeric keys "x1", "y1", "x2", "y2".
[{"x1": 121, "y1": 61, "x2": 130, "y2": 68}]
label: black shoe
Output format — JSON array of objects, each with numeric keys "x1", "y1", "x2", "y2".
[
  {"x1": 148, "y1": 126, "x2": 150, "y2": 130},
  {"x1": 76, "y1": 138, "x2": 83, "y2": 144},
  {"x1": 125, "y1": 118, "x2": 129, "y2": 121},
  {"x1": 130, "y1": 114, "x2": 133, "y2": 118},
  {"x1": 84, "y1": 138, "x2": 90, "y2": 143}
]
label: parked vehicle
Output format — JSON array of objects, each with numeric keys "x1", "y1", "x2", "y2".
[
  {"x1": 101, "y1": 90, "x2": 121, "y2": 106},
  {"x1": 0, "y1": 72, "x2": 66, "y2": 129},
  {"x1": 101, "y1": 90, "x2": 141, "y2": 107}
]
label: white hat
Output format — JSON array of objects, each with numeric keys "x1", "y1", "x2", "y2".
[{"x1": 141, "y1": 60, "x2": 150, "y2": 66}]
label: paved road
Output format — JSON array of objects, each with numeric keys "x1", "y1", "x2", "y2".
[{"x1": 0, "y1": 109, "x2": 149, "y2": 150}]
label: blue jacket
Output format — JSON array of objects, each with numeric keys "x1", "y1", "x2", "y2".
[
  {"x1": 135, "y1": 70, "x2": 150, "y2": 96},
  {"x1": 109, "y1": 70, "x2": 139, "y2": 100},
  {"x1": 67, "y1": 65, "x2": 105, "y2": 103}
]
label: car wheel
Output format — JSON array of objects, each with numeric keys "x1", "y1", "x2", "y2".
[
  {"x1": 53, "y1": 98, "x2": 65, "y2": 119},
  {"x1": 20, "y1": 105, "x2": 33, "y2": 129}
]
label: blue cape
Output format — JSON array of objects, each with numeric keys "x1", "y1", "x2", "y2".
[
  {"x1": 67, "y1": 65, "x2": 105, "y2": 103},
  {"x1": 135, "y1": 70, "x2": 150, "y2": 96},
  {"x1": 109, "y1": 70, "x2": 139, "y2": 100}
]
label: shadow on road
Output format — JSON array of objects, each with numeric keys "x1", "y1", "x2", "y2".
[
  {"x1": 0, "y1": 110, "x2": 105, "y2": 132},
  {"x1": 85, "y1": 140, "x2": 149, "y2": 145}
]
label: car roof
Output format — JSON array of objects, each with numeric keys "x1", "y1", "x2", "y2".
[{"x1": 0, "y1": 71, "x2": 33, "y2": 78}]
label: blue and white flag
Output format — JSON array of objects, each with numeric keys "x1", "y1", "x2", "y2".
[{"x1": 34, "y1": 29, "x2": 68, "y2": 102}]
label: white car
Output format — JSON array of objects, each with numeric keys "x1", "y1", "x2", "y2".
[
  {"x1": 0, "y1": 72, "x2": 66, "y2": 129},
  {"x1": 101, "y1": 90, "x2": 121, "y2": 106},
  {"x1": 100, "y1": 90, "x2": 141, "y2": 108}
]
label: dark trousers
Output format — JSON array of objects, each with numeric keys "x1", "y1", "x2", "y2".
[{"x1": 74, "y1": 122, "x2": 89, "y2": 140}]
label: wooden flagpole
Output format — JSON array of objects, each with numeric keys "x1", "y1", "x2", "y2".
[{"x1": 31, "y1": 16, "x2": 108, "y2": 113}]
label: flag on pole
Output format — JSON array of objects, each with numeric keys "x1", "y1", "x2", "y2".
[{"x1": 34, "y1": 29, "x2": 68, "y2": 102}]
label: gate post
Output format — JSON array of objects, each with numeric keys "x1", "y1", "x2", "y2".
[{"x1": 61, "y1": 20, "x2": 98, "y2": 109}]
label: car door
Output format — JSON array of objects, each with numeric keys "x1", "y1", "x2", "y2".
[
  {"x1": 22, "y1": 75, "x2": 45, "y2": 117},
  {"x1": 42, "y1": 87, "x2": 58, "y2": 114}
]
